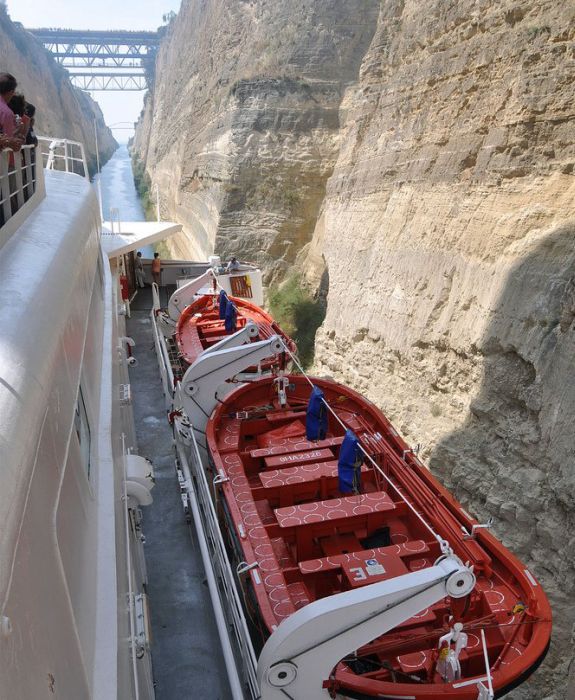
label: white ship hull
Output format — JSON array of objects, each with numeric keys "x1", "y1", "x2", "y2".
[{"x1": 0, "y1": 145, "x2": 157, "y2": 699}]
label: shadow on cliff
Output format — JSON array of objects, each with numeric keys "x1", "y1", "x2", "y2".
[{"x1": 429, "y1": 224, "x2": 575, "y2": 696}]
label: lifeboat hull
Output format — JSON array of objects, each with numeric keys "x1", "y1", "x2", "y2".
[
  {"x1": 206, "y1": 375, "x2": 552, "y2": 699},
  {"x1": 175, "y1": 293, "x2": 296, "y2": 369}
]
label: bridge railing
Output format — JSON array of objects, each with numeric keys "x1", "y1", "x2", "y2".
[{"x1": 38, "y1": 137, "x2": 89, "y2": 179}]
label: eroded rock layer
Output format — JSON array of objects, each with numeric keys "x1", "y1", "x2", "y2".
[
  {"x1": 132, "y1": 0, "x2": 380, "y2": 281},
  {"x1": 309, "y1": 2, "x2": 574, "y2": 697},
  {"x1": 0, "y1": 9, "x2": 116, "y2": 172}
]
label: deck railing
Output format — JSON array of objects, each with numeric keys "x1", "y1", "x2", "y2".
[
  {"x1": 37, "y1": 137, "x2": 89, "y2": 179},
  {"x1": 0, "y1": 137, "x2": 89, "y2": 246},
  {"x1": 0, "y1": 145, "x2": 39, "y2": 224},
  {"x1": 0, "y1": 144, "x2": 47, "y2": 247}
]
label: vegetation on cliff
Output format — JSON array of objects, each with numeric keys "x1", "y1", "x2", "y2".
[
  {"x1": 131, "y1": 153, "x2": 156, "y2": 221},
  {"x1": 268, "y1": 274, "x2": 326, "y2": 368}
]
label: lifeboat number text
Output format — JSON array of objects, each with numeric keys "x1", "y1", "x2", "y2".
[{"x1": 278, "y1": 451, "x2": 324, "y2": 463}]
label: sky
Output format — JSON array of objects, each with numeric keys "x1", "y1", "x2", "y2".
[{"x1": 8, "y1": 0, "x2": 181, "y2": 140}]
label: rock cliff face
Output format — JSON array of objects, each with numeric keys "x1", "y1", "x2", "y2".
[
  {"x1": 0, "y1": 8, "x2": 116, "y2": 172},
  {"x1": 132, "y1": 0, "x2": 380, "y2": 280},
  {"x1": 137, "y1": 0, "x2": 574, "y2": 696},
  {"x1": 309, "y1": 2, "x2": 574, "y2": 698}
]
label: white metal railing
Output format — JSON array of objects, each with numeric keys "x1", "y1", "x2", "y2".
[
  {"x1": 106, "y1": 207, "x2": 122, "y2": 234},
  {"x1": 175, "y1": 442, "x2": 253, "y2": 699},
  {"x1": 121, "y1": 433, "x2": 142, "y2": 700},
  {"x1": 150, "y1": 298, "x2": 176, "y2": 411},
  {"x1": 478, "y1": 629, "x2": 495, "y2": 699},
  {"x1": 38, "y1": 136, "x2": 89, "y2": 180},
  {"x1": 0, "y1": 145, "x2": 40, "y2": 229}
]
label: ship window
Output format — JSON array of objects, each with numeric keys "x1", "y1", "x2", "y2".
[{"x1": 75, "y1": 387, "x2": 91, "y2": 479}]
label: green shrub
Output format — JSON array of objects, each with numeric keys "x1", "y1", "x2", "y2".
[
  {"x1": 131, "y1": 154, "x2": 156, "y2": 221},
  {"x1": 268, "y1": 275, "x2": 326, "y2": 369}
]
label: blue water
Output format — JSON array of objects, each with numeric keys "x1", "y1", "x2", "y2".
[{"x1": 94, "y1": 144, "x2": 154, "y2": 256}]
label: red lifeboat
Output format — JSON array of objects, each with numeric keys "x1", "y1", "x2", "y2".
[
  {"x1": 175, "y1": 293, "x2": 297, "y2": 369},
  {"x1": 206, "y1": 375, "x2": 552, "y2": 699}
]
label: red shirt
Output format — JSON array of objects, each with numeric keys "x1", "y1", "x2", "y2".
[{"x1": 152, "y1": 258, "x2": 161, "y2": 273}]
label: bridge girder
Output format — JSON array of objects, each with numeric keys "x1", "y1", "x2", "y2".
[
  {"x1": 28, "y1": 28, "x2": 159, "y2": 91},
  {"x1": 43, "y1": 42, "x2": 154, "y2": 69},
  {"x1": 29, "y1": 28, "x2": 160, "y2": 45},
  {"x1": 69, "y1": 73, "x2": 148, "y2": 91}
]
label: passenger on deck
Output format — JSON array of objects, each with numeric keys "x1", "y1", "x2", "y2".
[
  {"x1": 7, "y1": 94, "x2": 35, "y2": 200},
  {"x1": 0, "y1": 73, "x2": 23, "y2": 151},
  {"x1": 152, "y1": 252, "x2": 161, "y2": 286},
  {"x1": 8, "y1": 94, "x2": 25, "y2": 119},
  {"x1": 24, "y1": 103, "x2": 38, "y2": 147},
  {"x1": 226, "y1": 256, "x2": 240, "y2": 272},
  {"x1": 7, "y1": 94, "x2": 30, "y2": 143},
  {"x1": 135, "y1": 251, "x2": 146, "y2": 288}
]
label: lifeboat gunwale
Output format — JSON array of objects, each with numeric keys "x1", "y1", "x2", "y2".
[
  {"x1": 205, "y1": 374, "x2": 552, "y2": 699},
  {"x1": 176, "y1": 293, "x2": 297, "y2": 366}
]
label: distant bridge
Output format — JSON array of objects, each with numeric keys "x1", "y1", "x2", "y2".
[{"x1": 28, "y1": 28, "x2": 160, "y2": 91}]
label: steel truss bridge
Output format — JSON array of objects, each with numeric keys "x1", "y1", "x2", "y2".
[{"x1": 28, "y1": 28, "x2": 160, "y2": 91}]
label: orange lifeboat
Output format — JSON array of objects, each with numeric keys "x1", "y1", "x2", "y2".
[
  {"x1": 175, "y1": 293, "x2": 297, "y2": 370},
  {"x1": 206, "y1": 375, "x2": 552, "y2": 699}
]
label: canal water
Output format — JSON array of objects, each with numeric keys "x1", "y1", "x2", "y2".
[{"x1": 95, "y1": 143, "x2": 154, "y2": 256}]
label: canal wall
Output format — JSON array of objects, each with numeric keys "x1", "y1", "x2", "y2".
[{"x1": 131, "y1": 0, "x2": 380, "y2": 279}]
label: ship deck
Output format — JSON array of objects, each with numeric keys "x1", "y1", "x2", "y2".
[{"x1": 127, "y1": 286, "x2": 230, "y2": 699}]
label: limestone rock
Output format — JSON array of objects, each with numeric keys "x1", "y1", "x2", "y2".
[
  {"x1": 308, "y1": 2, "x2": 575, "y2": 697},
  {"x1": 132, "y1": 0, "x2": 381, "y2": 281},
  {"x1": 136, "y1": 1, "x2": 574, "y2": 697}
]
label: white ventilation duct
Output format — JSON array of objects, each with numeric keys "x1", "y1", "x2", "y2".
[{"x1": 125, "y1": 454, "x2": 155, "y2": 506}]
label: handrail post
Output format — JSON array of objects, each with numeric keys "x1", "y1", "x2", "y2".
[
  {"x1": 23, "y1": 147, "x2": 33, "y2": 200},
  {"x1": 0, "y1": 151, "x2": 11, "y2": 222},
  {"x1": 13, "y1": 150, "x2": 25, "y2": 209},
  {"x1": 63, "y1": 140, "x2": 69, "y2": 173}
]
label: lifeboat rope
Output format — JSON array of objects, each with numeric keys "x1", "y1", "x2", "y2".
[{"x1": 285, "y1": 348, "x2": 453, "y2": 555}]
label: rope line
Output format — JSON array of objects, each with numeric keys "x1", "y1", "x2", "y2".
[{"x1": 285, "y1": 347, "x2": 450, "y2": 553}]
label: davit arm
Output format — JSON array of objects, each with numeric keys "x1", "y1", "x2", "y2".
[
  {"x1": 167, "y1": 268, "x2": 216, "y2": 321},
  {"x1": 257, "y1": 555, "x2": 476, "y2": 700},
  {"x1": 177, "y1": 334, "x2": 284, "y2": 439},
  {"x1": 200, "y1": 320, "x2": 259, "y2": 356}
]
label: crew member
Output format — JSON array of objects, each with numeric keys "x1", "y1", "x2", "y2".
[
  {"x1": 226, "y1": 256, "x2": 240, "y2": 272},
  {"x1": 135, "y1": 251, "x2": 145, "y2": 288},
  {"x1": 152, "y1": 252, "x2": 161, "y2": 286}
]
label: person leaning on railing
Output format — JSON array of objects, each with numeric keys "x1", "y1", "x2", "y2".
[
  {"x1": 24, "y1": 103, "x2": 38, "y2": 147},
  {"x1": 8, "y1": 94, "x2": 31, "y2": 144},
  {"x1": 0, "y1": 72, "x2": 24, "y2": 150},
  {"x1": 0, "y1": 133, "x2": 23, "y2": 151},
  {"x1": 7, "y1": 93, "x2": 36, "y2": 202},
  {"x1": 0, "y1": 73, "x2": 27, "y2": 226}
]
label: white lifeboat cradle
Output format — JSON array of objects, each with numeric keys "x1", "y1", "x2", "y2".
[{"x1": 151, "y1": 271, "x2": 494, "y2": 700}]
